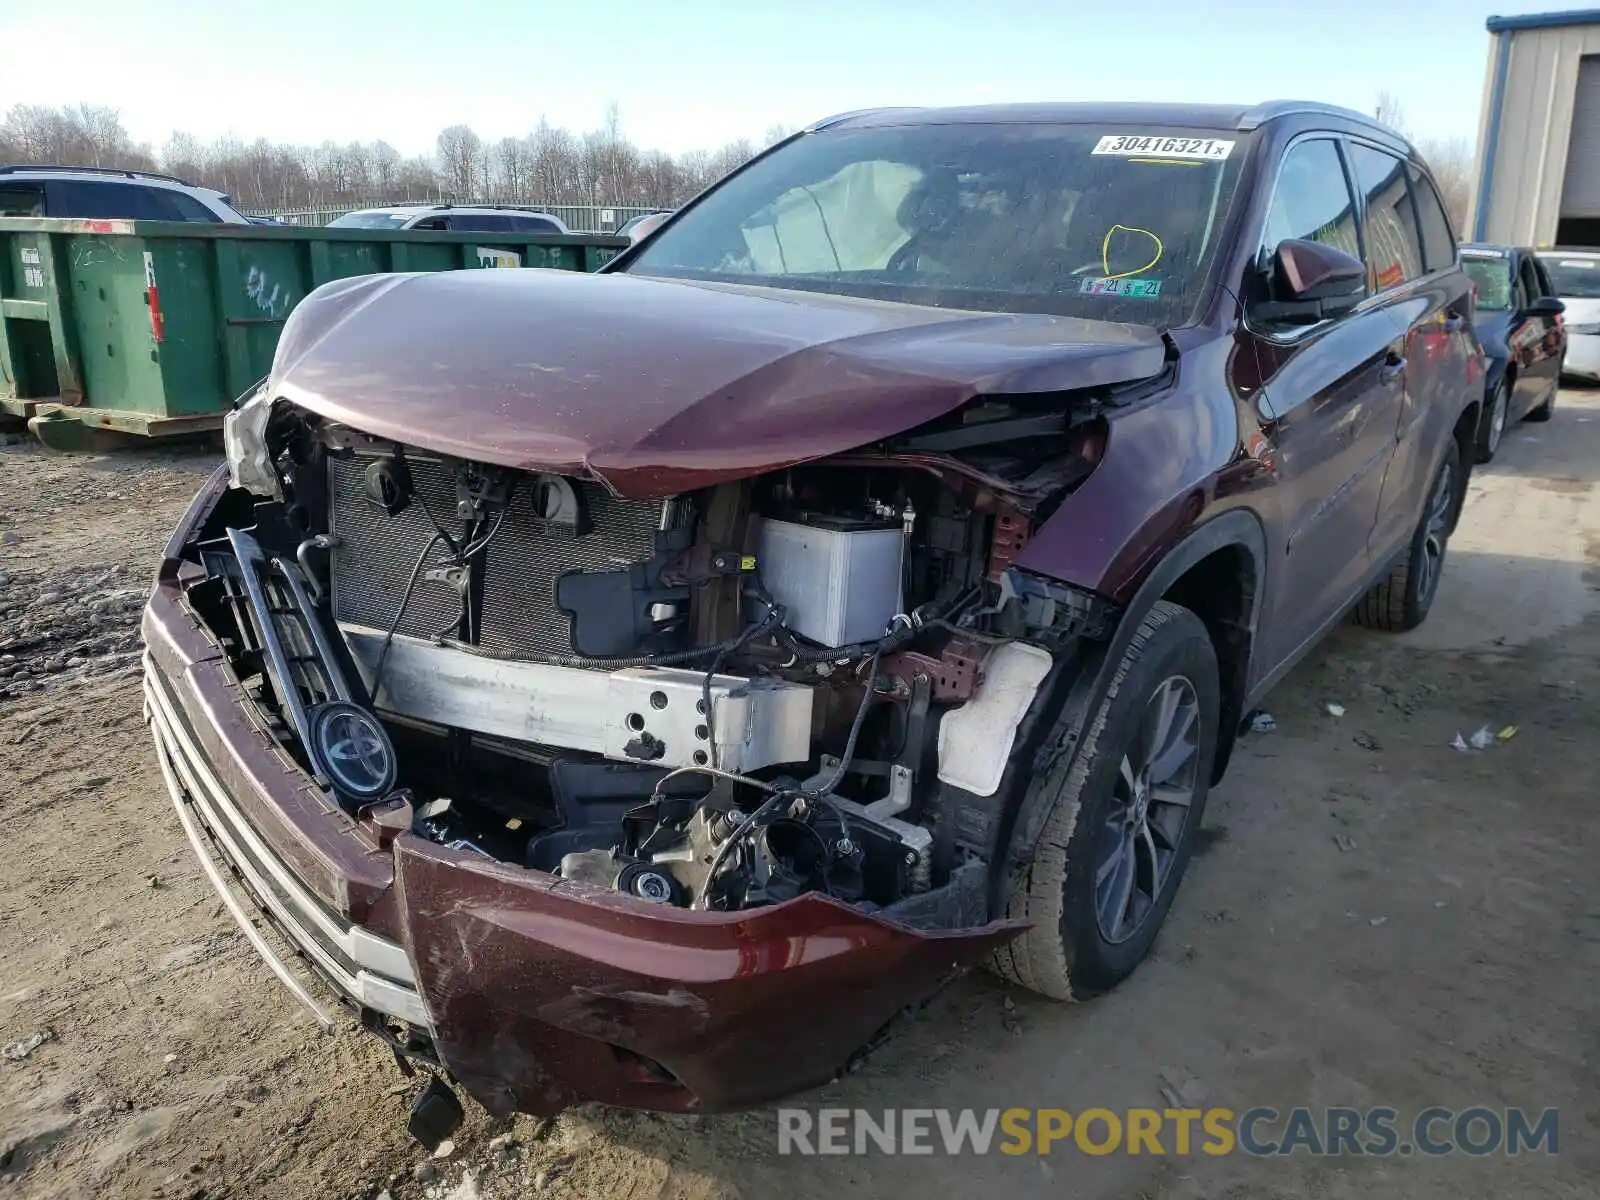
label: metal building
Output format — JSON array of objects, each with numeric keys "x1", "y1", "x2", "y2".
[{"x1": 1472, "y1": 8, "x2": 1600, "y2": 246}]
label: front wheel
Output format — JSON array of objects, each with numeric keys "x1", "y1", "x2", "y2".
[{"x1": 991, "y1": 601, "x2": 1219, "y2": 1001}]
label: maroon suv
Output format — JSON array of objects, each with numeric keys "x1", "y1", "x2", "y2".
[{"x1": 145, "y1": 100, "x2": 1481, "y2": 1126}]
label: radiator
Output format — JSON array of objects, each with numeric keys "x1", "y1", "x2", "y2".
[{"x1": 327, "y1": 452, "x2": 667, "y2": 658}]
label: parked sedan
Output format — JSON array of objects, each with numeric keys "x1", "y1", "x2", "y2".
[
  {"x1": 1461, "y1": 243, "x2": 1565, "y2": 461},
  {"x1": 328, "y1": 204, "x2": 570, "y2": 234},
  {"x1": 1537, "y1": 248, "x2": 1600, "y2": 384}
]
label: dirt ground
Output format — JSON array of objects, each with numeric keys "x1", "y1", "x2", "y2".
[{"x1": 2, "y1": 393, "x2": 1598, "y2": 1200}]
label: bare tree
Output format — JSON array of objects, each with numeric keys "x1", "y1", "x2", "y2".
[
  {"x1": 528, "y1": 119, "x2": 579, "y2": 205},
  {"x1": 1, "y1": 101, "x2": 775, "y2": 216},
  {"x1": 435, "y1": 124, "x2": 482, "y2": 199},
  {"x1": 1417, "y1": 137, "x2": 1475, "y2": 232},
  {"x1": 492, "y1": 136, "x2": 532, "y2": 203},
  {"x1": 1375, "y1": 90, "x2": 1409, "y2": 137},
  {"x1": 163, "y1": 131, "x2": 205, "y2": 181},
  {"x1": 371, "y1": 141, "x2": 401, "y2": 199}
]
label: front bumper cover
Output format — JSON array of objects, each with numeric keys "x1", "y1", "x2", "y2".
[{"x1": 143, "y1": 482, "x2": 1022, "y2": 1114}]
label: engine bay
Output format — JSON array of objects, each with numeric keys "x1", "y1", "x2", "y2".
[{"x1": 187, "y1": 397, "x2": 1113, "y2": 923}]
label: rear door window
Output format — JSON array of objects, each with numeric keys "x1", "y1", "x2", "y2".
[
  {"x1": 1407, "y1": 166, "x2": 1457, "y2": 272},
  {"x1": 451, "y1": 213, "x2": 515, "y2": 232},
  {"x1": 1347, "y1": 143, "x2": 1424, "y2": 291},
  {"x1": 45, "y1": 180, "x2": 167, "y2": 220}
]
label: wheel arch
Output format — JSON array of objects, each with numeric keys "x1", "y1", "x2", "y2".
[
  {"x1": 1450, "y1": 399, "x2": 1480, "y2": 532},
  {"x1": 1001, "y1": 509, "x2": 1267, "y2": 893}
]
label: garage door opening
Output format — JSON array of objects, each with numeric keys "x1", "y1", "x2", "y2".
[
  {"x1": 1556, "y1": 216, "x2": 1600, "y2": 246},
  {"x1": 1560, "y1": 56, "x2": 1600, "y2": 244}
]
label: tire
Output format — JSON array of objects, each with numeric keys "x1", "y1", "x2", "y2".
[
  {"x1": 1475, "y1": 380, "x2": 1508, "y2": 463},
  {"x1": 1525, "y1": 386, "x2": 1556, "y2": 422},
  {"x1": 990, "y1": 600, "x2": 1219, "y2": 1001},
  {"x1": 1353, "y1": 439, "x2": 1461, "y2": 632}
]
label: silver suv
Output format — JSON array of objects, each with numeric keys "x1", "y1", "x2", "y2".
[
  {"x1": 0, "y1": 165, "x2": 249, "y2": 223},
  {"x1": 328, "y1": 204, "x2": 571, "y2": 234}
]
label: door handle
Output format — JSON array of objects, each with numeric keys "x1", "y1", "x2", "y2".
[{"x1": 1380, "y1": 352, "x2": 1406, "y2": 383}]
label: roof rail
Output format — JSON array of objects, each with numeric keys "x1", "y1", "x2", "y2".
[
  {"x1": 1237, "y1": 100, "x2": 1413, "y2": 146},
  {"x1": 0, "y1": 163, "x2": 197, "y2": 186}
]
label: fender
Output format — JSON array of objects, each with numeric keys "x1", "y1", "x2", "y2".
[{"x1": 995, "y1": 508, "x2": 1267, "y2": 908}]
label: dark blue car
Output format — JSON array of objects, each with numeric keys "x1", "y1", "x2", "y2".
[{"x1": 1460, "y1": 244, "x2": 1566, "y2": 462}]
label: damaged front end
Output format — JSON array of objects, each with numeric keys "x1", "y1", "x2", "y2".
[{"x1": 146, "y1": 369, "x2": 1124, "y2": 1117}]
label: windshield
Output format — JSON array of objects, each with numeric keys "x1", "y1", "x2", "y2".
[
  {"x1": 328, "y1": 211, "x2": 412, "y2": 229},
  {"x1": 625, "y1": 123, "x2": 1249, "y2": 324},
  {"x1": 1538, "y1": 253, "x2": 1600, "y2": 298},
  {"x1": 1462, "y1": 256, "x2": 1512, "y2": 310}
]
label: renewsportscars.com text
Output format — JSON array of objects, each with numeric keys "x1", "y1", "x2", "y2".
[{"x1": 776, "y1": 1106, "x2": 1559, "y2": 1157}]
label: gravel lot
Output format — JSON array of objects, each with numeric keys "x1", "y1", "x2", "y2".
[{"x1": 2, "y1": 395, "x2": 1598, "y2": 1200}]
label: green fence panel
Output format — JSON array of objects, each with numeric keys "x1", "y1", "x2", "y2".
[{"x1": 0, "y1": 217, "x2": 628, "y2": 437}]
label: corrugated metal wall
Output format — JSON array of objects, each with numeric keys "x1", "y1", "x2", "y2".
[{"x1": 1472, "y1": 21, "x2": 1600, "y2": 245}]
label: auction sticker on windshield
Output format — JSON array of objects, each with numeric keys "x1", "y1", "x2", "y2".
[{"x1": 1092, "y1": 135, "x2": 1234, "y2": 160}]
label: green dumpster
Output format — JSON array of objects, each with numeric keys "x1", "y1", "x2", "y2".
[{"x1": 0, "y1": 217, "x2": 627, "y2": 446}]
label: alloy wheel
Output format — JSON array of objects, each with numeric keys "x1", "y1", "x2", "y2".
[
  {"x1": 1415, "y1": 459, "x2": 1454, "y2": 605},
  {"x1": 1487, "y1": 386, "x2": 1506, "y2": 455},
  {"x1": 1093, "y1": 675, "x2": 1201, "y2": 944}
]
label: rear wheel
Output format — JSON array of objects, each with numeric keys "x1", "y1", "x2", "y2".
[
  {"x1": 1476, "y1": 380, "x2": 1508, "y2": 463},
  {"x1": 991, "y1": 601, "x2": 1219, "y2": 1001},
  {"x1": 1353, "y1": 440, "x2": 1461, "y2": 632},
  {"x1": 1525, "y1": 386, "x2": 1556, "y2": 422}
]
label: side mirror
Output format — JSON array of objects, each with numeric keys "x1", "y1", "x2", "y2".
[
  {"x1": 1526, "y1": 295, "x2": 1565, "y2": 317},
  {"x1": 1251, "y1": 238, "x2": 1367, "y2": 325}
]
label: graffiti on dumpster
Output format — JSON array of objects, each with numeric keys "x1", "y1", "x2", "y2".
[
  {"x1": 244, "y1": 266, "x2": 293, "y2": 319},
  {"x1": 476, "y1": 247, "x2": 522, "y2": 269},
  {"x1": 20, "y1": 246, "x2": 43, "y2": 289}
]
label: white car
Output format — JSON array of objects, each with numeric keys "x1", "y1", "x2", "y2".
[
  {"x1": 616, "y1": 210, "x2": 672, "y2": 241},
  {"x1": 0, "y1": 165, "x2": 249, "y2": 223},
  {"x1": 328, "y1": 205, "x2": 571, "y2": 234},
  {"x1": 1537, "y1": 249, "x2": 1600, "y2": 382}
]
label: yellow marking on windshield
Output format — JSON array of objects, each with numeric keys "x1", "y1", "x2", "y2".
[
  {"x1": 1101, "y1": 224, "x2": 1165, "y2": 281},
  {"x1": 1126, "y1": 157, "x2": 1205, "y2": 167}
]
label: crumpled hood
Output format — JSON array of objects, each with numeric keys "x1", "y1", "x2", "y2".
[{"x1": 267, "y1": 268, "x2": 1166, "y2": 497}]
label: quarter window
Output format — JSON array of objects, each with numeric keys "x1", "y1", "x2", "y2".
[
  {"x1": 1348, "y1": 144, "x2": 1424, "y2": 291},
  {"x1": 451, "y1": 213, "x2": 515, "y2": 232},
  {"x1": 1260, "y1": 138, "x2": 1361, "y2": 268},
  {"x1": 46, "y1": 180, "x2": 167, "y2": 220},
  {"x1": 1407, "y1": 166, "x2": 1456, "y2": 272},
  {"x1": 154, "y1": 190, "x2": 222, "y2": 222},
  {"x1": 511, "y1": 215, "x2": 561, "y2": 234}
]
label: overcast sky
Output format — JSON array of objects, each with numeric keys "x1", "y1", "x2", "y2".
[{"x1": 0, "y1": 0, "x2": 1562, "y2": 156}]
